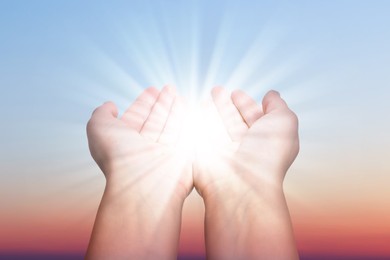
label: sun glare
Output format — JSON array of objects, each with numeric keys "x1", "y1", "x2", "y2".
[{"x1": 175, "y1": 100, "x2": 231, "y2": 164}]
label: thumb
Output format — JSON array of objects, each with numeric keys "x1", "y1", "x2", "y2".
[
  {"x1": 91, "y1": 101, "x2": 119, "y2": 120},
  {"x1": 262, "y1": 90, "x2": 288, "y2": 114}
]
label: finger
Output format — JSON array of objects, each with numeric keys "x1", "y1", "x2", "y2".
[
  {"x1": 141, "y1": 85, "x2": 176, "y2": 142},
  {"x1": 231, "y1": 89, "x2": 263, "y2": 127},
  {"x1": 121, "y1": 87, "x2": 160, "y2": 132},
  {"x1": 90, "y1": 101, "x2": 119, "y2": 121},
  {"x1": 262, "y1": 90, "x2": 288, "y2": 114},
  {"x1": 211, "y1": 86, "x2": 248, "y2": 142},
  {"x1": 158, "y1": 97, "x2": 186, "y2": 145},
  {"x1": 87, "y1": 102, "x2": 118, "y2": 136}
]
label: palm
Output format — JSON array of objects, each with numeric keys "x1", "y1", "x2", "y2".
[
  {"x1": 238, "y1": 108, "x2": 299, "y2": 181},
  {"x1": 193, "y1": 87, "x2": 299, "y2": 197},
  {"x1": 87, "y1": 86, "x2": 193, "y2": 201}
]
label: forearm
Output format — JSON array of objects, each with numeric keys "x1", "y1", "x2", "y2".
[
  {"x1": 86, "y1": 177, "x2": 184, "y2": 260},
  {"x1": 203, "y1": 176, "x2": 299, "y2": 260}
]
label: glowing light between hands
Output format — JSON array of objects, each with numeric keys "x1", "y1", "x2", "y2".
[{"x1": 175, "y1": 100, "x2": 234, "y2": 163}]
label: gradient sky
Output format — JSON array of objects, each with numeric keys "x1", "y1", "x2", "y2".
[{"x1": 1, "y1": 0, "x2": 390, "y2": 259}]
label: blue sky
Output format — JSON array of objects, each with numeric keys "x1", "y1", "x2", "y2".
[
  {"x1": 0, "y1": 0, "x2": 390, "y2": 256},
  {"x1": 1, "y1": 0, "x2": 389, "y2": 166}
]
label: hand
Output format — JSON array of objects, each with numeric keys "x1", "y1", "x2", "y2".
[
  {"x1": 86, "y1": 86, "x2": 192, "y2": 259},
  {"x1": 87, "y1": 86, "x2": 192, "y2": 200},
  {"x1": 193, "y1": 87, "x2": 299, "y2": 259},
  {"x1": 194, "y1": 86, "x2": 299, "y2": 198}
]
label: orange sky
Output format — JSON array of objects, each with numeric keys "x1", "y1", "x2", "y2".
[
  {"x1": 1, "y1": 187, "x2": 389, "y2": 257},
  {"x1": 1, "y1": 1, "x2": 390, "y2": 258}
]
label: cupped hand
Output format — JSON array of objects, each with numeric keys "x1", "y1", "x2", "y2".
[
  {"x1": 86, "y1": 86, "x2": 193, "y2": 202},
  {"x1": 193, "y1": 86, "x2": 299, "y2": 199}
]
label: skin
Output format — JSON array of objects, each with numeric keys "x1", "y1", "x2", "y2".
[
  {"x1": 86, "y1": 86, "x2": 299, "y2": 259},
  {"x1": 193, "y1": 87, "x2": 300, "y2": 260},
  {"x1": 85, "y1": 86, "x2": 192, "y2": 260}
]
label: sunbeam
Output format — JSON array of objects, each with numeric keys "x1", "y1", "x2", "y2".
[{"x1": 2, "y1": 0, "x2": 390, "y2": 258}]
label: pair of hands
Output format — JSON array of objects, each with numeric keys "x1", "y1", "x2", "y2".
[
  {"x1": 86, "y1": 85, "x2": 299, "y2": 259},
  {"x1": 87, "y1": 86, "x2": 299, "y2": 203}
]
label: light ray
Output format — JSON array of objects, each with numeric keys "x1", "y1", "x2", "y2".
[{"x1": 224, "y1": 25, "x2": 284, "y2": 91}]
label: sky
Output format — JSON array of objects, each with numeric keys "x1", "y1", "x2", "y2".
[{"x1": 1, "y1": 0, "x2": 390, "y2": 259}]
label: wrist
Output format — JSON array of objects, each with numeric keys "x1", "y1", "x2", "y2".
[
  {"x1": 105, "y1": 162, "x2": 188, "y2": 207},
  {"x1": 204, "y1": 180, "x2": 285, "y2": 213},
  {"x1": 89, "y1": 171, "x2": 185, "y2": 260},
  {"x1": 202, "y1": 177, "x2": 298, "y2": 260},
  {"x1": 107, "y1": 185, "x2": 183, "y2": 215},
  {"x1": 200, "y1": 167, "x2": 285, "y2": 205}
]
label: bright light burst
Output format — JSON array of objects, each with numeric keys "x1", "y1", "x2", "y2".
[
  {"x1": 81, "y1": 1, "x2": 312, "y2": 111},
  {"x1": 175, "y1": 100, "x2": 231, "y2": 163},
  {"x1": 78, "y1": 1, "x2": 321, "y2": 214},
  {"x1": 76, "y1": 0, "x2": 317, "y2": 182}
]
